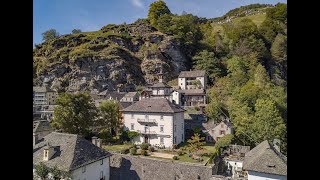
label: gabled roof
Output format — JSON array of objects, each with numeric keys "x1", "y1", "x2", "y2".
[
  {"x1": 121, "y1": 98, "x2": 185, "y2": 113},
  {"x1": 202, "y1": 120, "x2": 232, "y2": 131},
  {"x1": 123, "y1": 92, "x2": 138, "y2": 98},
  {"x1": 33, "y1": 86, "x2": 53, "y2": 93},
  {"x1": 33, "y1": 132, "x2": 111, "y2": 172},
  {"x1": 106, "y1": 91, "x2": 126, "y2": 101},
  {"x1": 178, "y1": 70, "x2": 206, "y2": 78},
  {"x1": 149, "y1": 82, "x2": 172, "y2": 88},
  {"x1": 33, "y1": 120, "x2": 53, "y2": 133},
  {"x1": 243, "y1": 140, "x2": 287, "y2": 176}
]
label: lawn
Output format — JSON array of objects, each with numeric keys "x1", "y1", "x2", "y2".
[
  {"x1": 102, "y1": 144, "x2": 131, "y2": 152},
  {"x1": 232, "y1": 13, "x2": 266, "y2": 27}
]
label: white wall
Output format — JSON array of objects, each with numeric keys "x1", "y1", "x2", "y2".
[
  {"x1": 208, "y1": 121, "x2": 233, "y2": 142},
  {"x1": 248, "y1": 171, "x2": 287, "y2": 180},
  {"x1": 124, "y1": 111, "x2": 184, "y2": 148},
  {"x1": 172, "y1": 91, "x2": 180, "y2": 105},
  {"x1": 71, "y1": 157, "x2": 110, "y2": 180},
  {"x1": 178, "y1": 78, "x2": 186, "y2": 90}
]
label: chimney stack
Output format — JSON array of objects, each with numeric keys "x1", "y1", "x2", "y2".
[
  {"x1": 33, "y1": 133, "x2": 38, "y2": 146},
  {"x1": 96, "y1": 138, "x2": 102, "y2": 148},
  {"x1": 273, "y1": 139, "x2": 281, "y2": 152},
  {"x1": 92, "y1": 136, "x2": 97, "y2": 146}
]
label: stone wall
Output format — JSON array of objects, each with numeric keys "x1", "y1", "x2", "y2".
[{"x1": 110, "y1": 153, "x2": 217, "y2": 180}]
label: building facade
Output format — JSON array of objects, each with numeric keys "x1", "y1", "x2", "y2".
[
  {"x1": 122, "y1": 98, "x2": 185, "y2": 148},
  {"x1": 33, "y1": 86, "x2": 58, "y2": 106},
  {"x1": 33, "y1": 132, "x2": 111, "y2": 180},
  {"x1": 202, "y1": 120, "x2": 233, "y2": 142}
]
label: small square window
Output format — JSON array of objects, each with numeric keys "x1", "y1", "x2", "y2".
[
  {"x1": 160, "y1": 125, "x2": 164, "y2": 132},
  {"x1": 160, "y1": 115, "x2": 163, "y2": 120},
  {"x1": 100, "y1": 159, "x2": 103, "y2": 165},
  {"x1": 160, "y1": 137, "x2": 164, "y2": 144}
]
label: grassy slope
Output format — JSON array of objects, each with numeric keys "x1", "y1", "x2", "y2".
[{"x1": 231, "y1": 13, "x2": 266, "y2": 27}]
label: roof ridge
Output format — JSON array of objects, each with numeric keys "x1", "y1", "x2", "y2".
[{"x1": 68, "y1": 135, "x2": 82, "y2": 171}]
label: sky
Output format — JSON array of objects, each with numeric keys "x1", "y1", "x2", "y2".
[{"x1": 33, "y1": 0, "x2": 287, "y2": 45}]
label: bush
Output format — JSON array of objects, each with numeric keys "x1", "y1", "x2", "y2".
[
  {"x1": 140, "y1": 143, "x2": 149, "y2": 150},
  {"x1": 130, "y1": 147, "x2": 137, "y2": 155},
  {"x1": 120, "y1": 148, "x2": 130, "y2": 154},
  {"x1": 173, "y1": 156, "x2": 179, "y2": 160},
  {"x1": 141, "y1": 149, "x2": 148, "y2": 156},
  {"x1": 130, "y1": 144, "x2": 136, "y2": 149},
  {"x1": 177, "y1": 150, "x2": 183, "y2": 156},
  {"x1": 172, "y1": 144, "x2": 178, "y2": 149},
  {"x1": 148, "y1": 146, "x2": 155, "y2": 152}
]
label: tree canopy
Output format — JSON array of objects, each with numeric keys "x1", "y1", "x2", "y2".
[{"x1": 42, "y1": 29, "x2": 60, "y2": 41}]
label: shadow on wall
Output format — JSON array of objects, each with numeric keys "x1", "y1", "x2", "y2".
[{"x1": 110, "y1": 158, "x2": 140, "y2": 180}]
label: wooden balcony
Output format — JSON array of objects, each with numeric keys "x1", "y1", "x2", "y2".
[{"x1": 137, "y1": 118, "x2": 157, "y2": 124}]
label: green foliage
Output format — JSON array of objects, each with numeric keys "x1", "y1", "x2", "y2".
[
  {"x1": 72, "y1": 29, "x2": 82, "y2": 34},
  {"x1": 187, "y1": 133, "x2": 205, "y2": 152},
  {"x1": 148, "y1": 146, "x2": 155, "y2": 152},
  {"x1": 127, "y1": 131, "x2": 139, "y2": 140},
  {"x1": 52, "y1": 92, "x2": 97, "y2": 136},
  {"x1": 34, "y1": 162, "x2": 50, "y2": 180},
  {"x1": 98, "y1": 129, "x2": 112, "y2": 142},
  {"x1": 141, "y1": 149, "x2": 148, "y2": 156},
  {"x1": 130, "y1": 147, "x2": 137, "y2": 155},
  {"x1": 140, "y1": 143, "x2": 149, "y2": 150},
  {"x1": 224, "y1": 18, "x2": 258, "y2": 44},
  {"x1": 148, "y1": 0, "x2": 171, "y2": 27},
  {"x1": 42, "y1": 29, "x2": 60, "y2": 41},
  {"x1": 271, "y1": 33, "x2": 287, "y2": 63},
  {"x1": 97, "y1": 100, "x2": 121, "y2": 135},
  {"x1": 120, "y1": 148, "x2": 130, "y2": 154},
  {"x1": 192, "y1": 50, "x2": 226, "y2": 83},
  {"x1": 173, "y1": 155, "x2": 179, "y2": 160},
  {"x1": 215, "y1": 134, "x2": 234, "y2": 149},
  {"x1": 177, "y1": 150, "x2": 183, "y2": 156},
  {"x1": 266, "y1": 3, "x2": 287, "y2": 23}
]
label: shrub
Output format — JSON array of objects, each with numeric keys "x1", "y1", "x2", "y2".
[
  {"x1": 140, "y1": 143, "x2": 149, "y2": 150},
  {"x1": 141, "y1": 149, "x2": 148, "y2": 156},
  {"x1": 120, "y1": 148, "x2": 130, "y2": 154},
  {"x1": 173, "y1": 156, "x2": 179, "y2": 160},
  {"x1": 172, "y1": 144, "x2": 178, "y2": 149},
  {"x1": 177, "y1": 150, "x2": 183, "y2": 156},
  {"x1": 148, "y1": 146, "x2": 155, "y2": 152},
  {"x1": 130, "y1": 144, "x2": 136, "y2": 149},
  {"x1": 130, "y1": 147, "x2": 137, "y2": 155}
]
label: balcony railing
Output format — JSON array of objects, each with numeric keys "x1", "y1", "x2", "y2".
[
  {"x1": 137, "y1": 118, "x2": 157, "y2": 124},
  {"x1": 137, "y1": 130, "x2": 157, "y2": 135}
]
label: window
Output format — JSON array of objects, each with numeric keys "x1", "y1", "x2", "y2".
[
  {"x1": 220, "y1": 130, "x2": 225, "y2": 135},
  {"x1": 174, "y1": 125, "x2": 177, "y2": 132},
  {"x1": 160, "y1": 125, "x2": 164, "y2": 132},
  {"x1": 100, "y1": 159, "x2": 103, "y2": 165},
  {"x1": 160, "y1": 115, "x2": 163, "y2": 120},
  {"x1": 160, "y1": 137, "x2": 164, "y2": 144},
  {"x1": 82, "y1": 166, "x2": 86, "y2": 173},
  {"x1": 145, "y1": 115, "x2": 149, "y2": 120},
  {"x1": 131, "y1": 123, "x2": 134, "y2": 130},
  {"x1": 100, "y1": 171, "x2": 103, "y2": 179},
  {"x1": 131, "y1": 114, "x2": 134, "y2": 119}
]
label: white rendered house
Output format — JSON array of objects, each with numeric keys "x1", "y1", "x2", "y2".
[
  {"x1": 121, "y1": 98, "x2": 185, "y2": 148},
  {"x1": 33, "y1": 132, "x2": 111, "y2": 180}
]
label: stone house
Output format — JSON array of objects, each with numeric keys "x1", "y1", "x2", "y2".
[
  {"x1": 33, "y1": 132, "x2": 111, "y2": 180},
  {"x1": 121, "y1": 98, "x2": 185, "y2": 148},
  {"x1": 202, "y1": 120, "x2": 233, "y2": 142}
]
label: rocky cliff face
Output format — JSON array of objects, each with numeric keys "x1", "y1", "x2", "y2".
[{"x1": 33, "y1": 21, "x2": 189, "y2": 92}]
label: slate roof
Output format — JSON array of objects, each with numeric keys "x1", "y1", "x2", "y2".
[
  {"x1": 121, "y1": 98, "x2": 185, "y2": 113},
  {"x1": 106, "y1": 91, "x2": 126, "y2": 101},
  {"x1": 119, "y1": 102, "x2": 135, "y2": 110},
  {"x1": 178, "y1": 70, "x2": 206, "y2": 78},
  {"x1": 33, "y1": 120, "x2": 53, "y2": 133},
  {"x1": 202, "y1": 120, "x2": 232, "y2": 131},
  {"x1": 177, "y1": 89, "x2": 205, "y2": 95},
  {"x1": 243, "y1": 140, "x2": 287, "y2": 176},
  {"x1": 123, "y1": 92, "x2": 138, "y2": 98},
  {"x1": 33, "y1": 132, "x2": 111, "y2": 172},
  {"x1": 150, "y1": 82, "x2": 172, "y2": 88}
]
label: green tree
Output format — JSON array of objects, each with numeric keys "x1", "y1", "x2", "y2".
[
  {"x1": 34, "y1": 162, "x2": 49, "y2": 180},
  {"x1": 187, "y1": 133, "x2": 205, "y2": 152},
  {"x1": 215, "y1": 134, "x2": 234, "y2": 149},
  {"x1": 97, "y1": 100, "x2": 121, "y2": 135},
  {"x1": 72, "y1": 29, "x2": 82, "y2": 34},
  {"x1": 156, "y1": 13, "x2": 173, "y2": 34},
  {"x1": 42, "y1": 29, "x2": 60, "y2": 41},
  {"x1": 271, "y1": 33, "x2": 287, "y2": 63},
  {"x1": 52, "y1": 93, "x2": 97, "y2": 136},
  {"x1": 193, "y1": 50, "x2": 226, "y2": 83},
  {"x1": 127, "y1": 131, "x2": 139, "y2": 140},
  {"x1": 224, "y1": 18, "x2": 258, "y2": 44},
  {"x1": 148, "y1": 0, "x2": 171, "y2": 27}
]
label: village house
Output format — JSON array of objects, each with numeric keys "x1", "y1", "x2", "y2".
[
  {"x1": 121, "y1": 98, "x2": 185, "y2": 149},
  {"x1": 33, "y1": 120, "x2": 53, "y2": 140},
  {"x1": 176, "y1": 70, "x2": 207, "y2": 107},
  {"x1": 202, "y1": 120, "x2": 233, "y2": 142},
  {"x1": 120, "y1": 92, "x2": 139, "y2": 102},
  {"x1": 33, "y1": 132, "x2": 111, "y2": 180},
  {"x1": 33, "y1": 86, "x2": 58, "y2": 106},
  {"x1": 243, "y1": 140, "x2": 287, "y2": 180}
]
